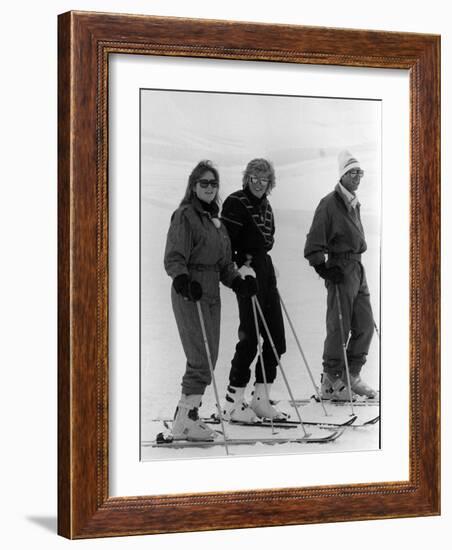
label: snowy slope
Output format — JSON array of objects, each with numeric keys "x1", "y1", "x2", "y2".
[{"x1": 140, "y1": 156, "x2": 380, "y2": 460}]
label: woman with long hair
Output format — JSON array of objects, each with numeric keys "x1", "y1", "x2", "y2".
[{"x1": 164, "y1": 160, "x2": 257, "y2": 441}]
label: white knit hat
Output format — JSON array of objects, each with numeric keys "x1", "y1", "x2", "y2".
[{"x1": 338, "y1": 150, "x2": 361, "y2": 180}]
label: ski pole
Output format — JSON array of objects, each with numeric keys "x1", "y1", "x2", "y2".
[
  {"x1": 253, "y1": 296, "x2": 308, "y2": 437},
  {"x1": 196, "y1": 301, "x2": 229, "y2": 455},
  {"x1": 250, "y1": 296, "x2": 275, "y2": 435},
  {"x1": 334, "y1": 285, "x2": 355, "y2": 416},
  {"x1": 277, "y1": 290, "x2": 328, "y2": 416},
  {"x1": 373, "y1": 321, "x2": 380, "y2": 340}
]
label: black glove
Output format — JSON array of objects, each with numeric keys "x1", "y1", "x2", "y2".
[
  {"x1": 314, "y1": 263, "x2": 344, "y2": 284},
  {"x1": 232, "y1": 276, "x2": 258, "y2": 297},
  {"x1": 172, "y1": 274, "x2": 203, "y2": 301}
]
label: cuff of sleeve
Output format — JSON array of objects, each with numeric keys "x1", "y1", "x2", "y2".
[
  {"x1": 231, "y1": 276, "x2": 243, "y2": 293},
  {"x1": 307, "y1": 252, "x2": 326, "y2": 266},
  {"x1": 169, "y1": 268, "x2": 189, "y2": 280}
]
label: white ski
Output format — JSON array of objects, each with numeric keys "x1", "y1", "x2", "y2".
[
  {"x1": 204, "y1": 413, "x2": 357, "y2": 429},
  {"x1": 147, "y1": 426, "x2": 345, "y2": 448},
  {"x1": 287, "y1": 399, "x2": 380, "y2": 427}
]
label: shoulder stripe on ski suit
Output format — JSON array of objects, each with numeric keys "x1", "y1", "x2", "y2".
[
  {"x1": 221, "y1": 215, "x2": 243, "y2": 227},
  {"x1": 228, "y1": 192, "x2": 274, "y2": 249}
]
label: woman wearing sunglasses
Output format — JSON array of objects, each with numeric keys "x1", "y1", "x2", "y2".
[
  {"x1": 220, "y1": 158, "x2": 288, "y2": 422},
  {"x1": 164, "y1": 160, "x2": 257, "y2": 441}
]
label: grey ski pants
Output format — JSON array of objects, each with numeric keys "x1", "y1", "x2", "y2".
[
  {"x1": 171, "y1": 287, "x2": 221, "y2": 395},
  {"x1": 323, "y1": 260, "x2": 374, "y2": 377}
]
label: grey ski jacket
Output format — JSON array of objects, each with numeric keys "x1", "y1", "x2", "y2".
[
  {"x1": 304, "y1": 184, "x2": 367, "y2": 267},
  {"x1": 164, "y1": 198, "x2": 239, "y2": 303}
]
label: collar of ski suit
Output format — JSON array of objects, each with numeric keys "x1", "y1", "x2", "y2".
[
  {"x1": 336, "y1": 182, "x2": 360, "y2": 211},
  {"x1": 243, "y1": 186, "x2": 268, "y2": 207},
  {"x1": 192, "y1": 196, "x2": 220, "y2": 218}
]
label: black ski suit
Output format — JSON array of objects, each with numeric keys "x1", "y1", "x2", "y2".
[{"x1": 221, "y1": 188, "x2": 286, "y2": 387}]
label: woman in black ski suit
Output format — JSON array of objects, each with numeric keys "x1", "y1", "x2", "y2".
[
  {"x1": 220, "y1": 158, "x2": 287, "y2": 421},
  {"x1": 164, "y1": 160, "x2": 257, "y2": 441}
]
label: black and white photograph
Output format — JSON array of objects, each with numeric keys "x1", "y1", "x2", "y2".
[
  {"x1": 2, "y1": 0, "x2": 445, "y2": 546},
  {"x1": 140, "y1": 89, "x2": 381, "y2": 459}
]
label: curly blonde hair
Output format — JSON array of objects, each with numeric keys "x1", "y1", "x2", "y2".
[{"x1": 242, "y1": 158, "x2": 275, "y2": 194}]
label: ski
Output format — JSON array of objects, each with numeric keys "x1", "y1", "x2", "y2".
[
  {"x1": 289, "y1": 396, "x2": 380, "y2": 407},
  {"x1": 204, "y1": 413, "x2": 357, "y2": 429},
  {"x1": 289, "y1": 399, "x2": 380, "y2": 427},
  {"x1": 360, "y1": 415, "x2": 380, "y2": 426},
  {"x1": 146, "y1": 427, "x2": 345, "y2": 448},
  {"x1": 155, "y1": 412, "x2": 356, "y2": 429}
]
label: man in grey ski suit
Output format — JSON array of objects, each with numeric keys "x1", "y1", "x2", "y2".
[{"x1": 304, "y1": 150, "x2": 377, "y2": 400}]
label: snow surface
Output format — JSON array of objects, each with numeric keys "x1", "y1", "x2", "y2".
[
  {"x1": 140, "y1": 172, "x2": 380, "y2": 460},
  {"x1": 141, "y1": 400, "x2": 380, "y2": 460},
  {"x1": 140, "y1": 91, "x2": 381, "y2": 460}
]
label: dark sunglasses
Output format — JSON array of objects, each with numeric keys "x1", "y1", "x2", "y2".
[{"x1": 197, "y1": 179, "x2": 219, "y2": 188}]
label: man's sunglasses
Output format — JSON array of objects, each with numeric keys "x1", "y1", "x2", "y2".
[
  {"x1": 347, "y1": 169, "x2": 365, "y2": 177},
  {"x1": 197, "y1": 179, "x2": 219, "y2": 188}
]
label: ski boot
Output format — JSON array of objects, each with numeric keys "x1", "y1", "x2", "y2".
[
  {"x1": 222, "y1": 385, "x2": 259, "y2": 423},
  {"x1": 350, "y1": 374, "x2": 378, "y2": 399},
  {"x1": 320, "y1": 372, "x2": 356, "y2": 401},
  {"x1": 171, "y1": 394, "x2": 218, "y2": 441},
  {"x1": 250, "y1": 383, "x2": 290, "y2": 420}
]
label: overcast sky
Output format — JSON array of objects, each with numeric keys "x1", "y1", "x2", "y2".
[{"x1": 140, "y1": 89, "x2": 381, "y2": 213}]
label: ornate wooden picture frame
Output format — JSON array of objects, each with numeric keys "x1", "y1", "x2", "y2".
[{"x1": 58, "y1": 11, "x2": 440, "y2": 538}]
